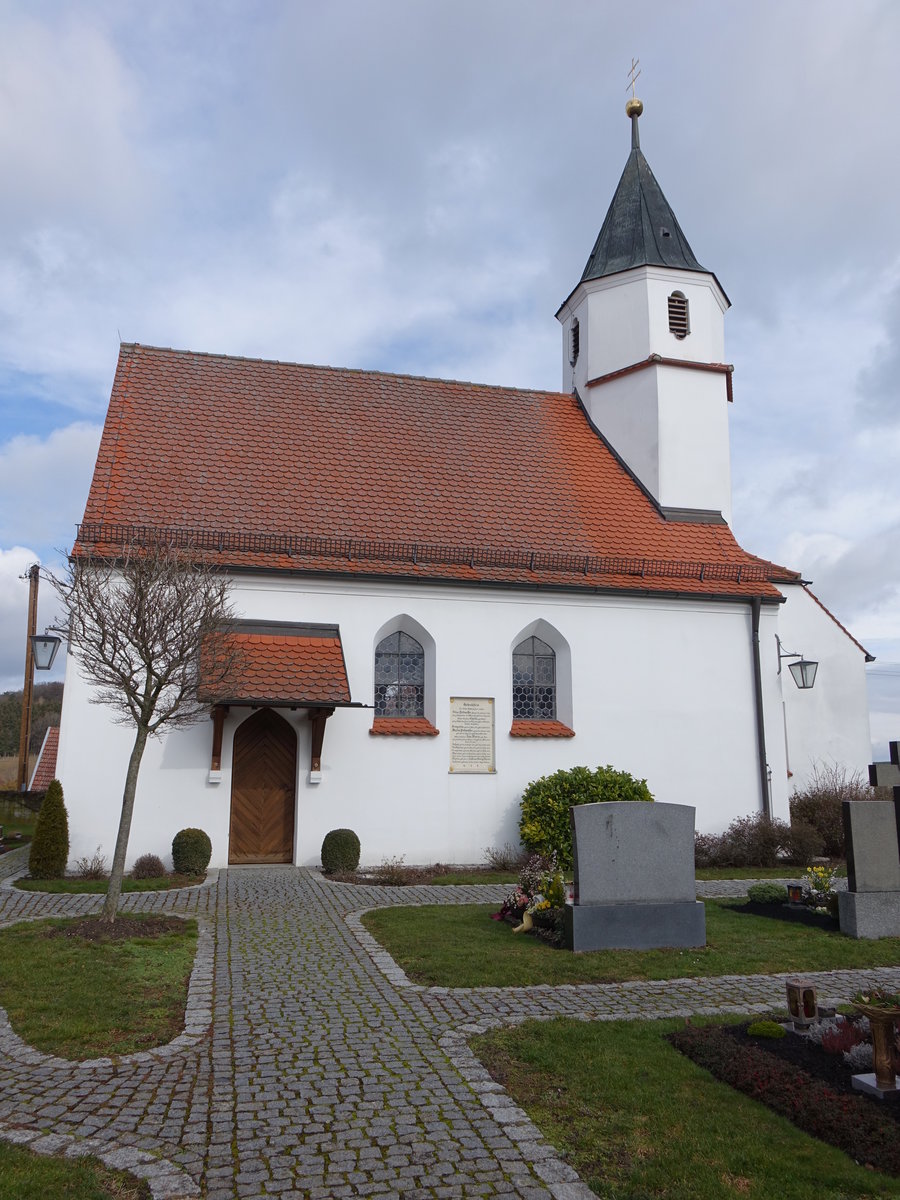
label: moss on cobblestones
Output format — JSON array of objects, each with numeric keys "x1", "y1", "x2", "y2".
[{"x1": 362, "y1": 900, "x2": 900, "y2": 987}]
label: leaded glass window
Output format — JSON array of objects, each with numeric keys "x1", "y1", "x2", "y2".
[
  {"x1": 374, "y1": 632, "x2": 425, "y2": 717},
  {"x1": 512, "y1": 636, "x2": 556, "y2": 720}
]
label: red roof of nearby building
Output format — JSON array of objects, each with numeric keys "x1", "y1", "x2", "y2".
[
  {"x1": 199, "y1": 624, "x2": 351, "y2": 706},
  {"x1": 77, "y1": 343, "x2": 784, "y2": 599},
  {"x1": 29, "y1": 726, "x2": 59, "y2": 791}
]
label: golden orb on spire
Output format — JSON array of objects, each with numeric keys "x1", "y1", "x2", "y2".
[{"x1": 626, "y1": 97, "x2": 643, "y2": 118}]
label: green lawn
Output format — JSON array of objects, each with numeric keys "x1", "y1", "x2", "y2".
[
  {"x1": 696, "y1": 864, "x2": 845, "y2": 880},
  {"x1": 14, "y1": 874, "x2": 204, "y2": 894},
  {"x1": 472, "y1": 1017, "x2": 899, "y2": 1199},
  {"x1": 0, "y1": 915, "x2": 198, "y2": 1058},
  {"x1": 0, "y1": 1140, "x2": 149, "y2": 1200},
  {"x1": 0, "y1": 797, "x2": 37, "y2": 840},
  {"x1": 361, "y1": 901, "x2": 900, "y2": 987}
]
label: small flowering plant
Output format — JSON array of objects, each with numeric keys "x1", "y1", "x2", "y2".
[
  {"x1": 805, "y1": 865, "x2": 837, "y2": 898},
  {"x1": 491, "y1": 852, "x2": 564, "y2": 922}
]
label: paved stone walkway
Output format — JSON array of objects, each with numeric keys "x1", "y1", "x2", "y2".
[{"x1": 0, "y1": 850, "x2": 896, "y2": 1200}]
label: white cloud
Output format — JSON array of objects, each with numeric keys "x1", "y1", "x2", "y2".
[{"x1": 0, "y1": 423, "x2": 102, "y2": 551}]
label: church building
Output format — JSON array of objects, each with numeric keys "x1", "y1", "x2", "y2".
[{"x1": 55, "y1": 100, "x2": 872, "y2": 869}]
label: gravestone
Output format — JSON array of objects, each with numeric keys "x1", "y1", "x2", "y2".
[
  {"x1": 867, "y1": 741, "x2": 900, "y2": 789},
  {"x1": 563, "y1": 801, "x2": 706, "y2": 951},
  {"x1": 838, "y1": 796, "x2": 900, "y2": 939}
]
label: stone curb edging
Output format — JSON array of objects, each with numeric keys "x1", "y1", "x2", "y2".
[
  {"x1": 0, "y1": 866, "x2": 220, "y2": 893},
  {"x1": 0, "y1": 915, "x2": 214, "y2": 1070},
  {"x1": 0, "y1": 1119, "x2": 201, "y2": 1198},
  {"x1": 438, "y1": 1018, "x2": 595, "y2": 1200},
  {"x1": 346, "y1": 908, "x2": 420, "y2": 989}
]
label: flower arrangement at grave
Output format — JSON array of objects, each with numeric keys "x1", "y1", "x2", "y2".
[
  {"x1": 803, "y1": 864, "x2": 840, "y2": 916},
  {"x1": 490, "y1": 853, "x2": 566, "y2": 942}
]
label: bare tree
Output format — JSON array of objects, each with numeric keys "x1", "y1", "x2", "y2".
[{"x1": 49, "y1": 543, "x2": 240, "y2": 921}]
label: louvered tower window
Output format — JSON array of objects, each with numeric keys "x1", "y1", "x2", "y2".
[
  {"x1": 374, "y1": 632, "x2": 425, "y2": 717},
  {"x1": 512, "y1": 636, "x2": 556, "y2": 720},
  {"x1": 570, "y1": 318, "x2": 580, "y2": 367},
  {"x1": 668, "y1": 291, "x2": 690, "y2": 339}
]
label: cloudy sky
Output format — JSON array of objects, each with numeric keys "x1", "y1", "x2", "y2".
[{"x1": 1, "y1": 0, "x2": 898, "y2": 755}]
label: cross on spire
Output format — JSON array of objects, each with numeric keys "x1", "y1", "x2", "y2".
[{"x1": 626, "y1": 57, "x2": 641, "y2": 99}]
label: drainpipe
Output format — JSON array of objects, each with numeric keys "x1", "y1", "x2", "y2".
[{"x1": 750, "y1": 598, "x2": 771, "y2": 818}]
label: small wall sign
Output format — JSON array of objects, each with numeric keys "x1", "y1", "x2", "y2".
[{"x1": 449, "y1": 697, "x2": 495, "y2": 774}]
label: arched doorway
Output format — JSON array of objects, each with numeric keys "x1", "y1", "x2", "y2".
[{"x1": 229, "y1": 708, "x2": 297, "y2": 864}]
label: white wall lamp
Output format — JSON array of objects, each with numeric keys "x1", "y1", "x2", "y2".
[{"x1": 776, "y1": 636, "x2": 818, "y2": 689}]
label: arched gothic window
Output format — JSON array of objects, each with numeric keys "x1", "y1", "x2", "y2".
[
  {"x1": 374, "y1": 632, "x2": 425, "y2": 717},
  {"x1": 512, "y1": 636, "x2": 556, "y2": 720}
]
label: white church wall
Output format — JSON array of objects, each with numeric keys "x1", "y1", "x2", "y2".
[
  {"x1": 656, "y1": 365, "x2": 732, "y2": 521},
  {"x1": 56, "y1": 573, "x2": 780, "y2": 869},
  {"x1": 774, "y1": 583, "x2": 872, "y2": 796},
  {"x1": 583, "y1": 369, "x2": 660, "y2": 496}
]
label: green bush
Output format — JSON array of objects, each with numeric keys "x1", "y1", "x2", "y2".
[
  {"x1": 747, "y1": 882, "x2": 789, "y2": 904},
  {"x1": 746, "y1": 1020, "x2": 786, "y2": 1039},
  {"x1": 519, "y1": 764, "x2": 653, "y2": 869},
  {"x1": 28, "y1": 779, "x2": 69, "y2": 879},
  {"x1": 132, "y1": 853, "x2": 166, "y2": 879},
  {"x1": 790, "y1": 763, "x2": 870, "y2": 858},
  {"x1": 783, "y1": 820, "x2": 822, "y2": 866},
  {"x1": 171, "y1": 827, "x2": 212, "y2": 876},
  {"x1": 321, "y1": 828, "x2": 361, "y2": 874}
]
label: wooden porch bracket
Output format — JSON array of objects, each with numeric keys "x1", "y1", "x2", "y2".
[
  {"x1": 210, "y1": 704, "x2": 229, "y2": 772},
  {"x1": 308, "y1": 707, "x2": 335, "y2": 773}
]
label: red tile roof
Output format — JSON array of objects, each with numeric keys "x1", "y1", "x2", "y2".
[
  {"x1": 29, "y1": 726, "x2": 59, "y2": 791},
  {"x1": 370, "y1": 718, "x2": 439, "y2": 736},
  {"x1": 509, "y1": 720, "x2": 575, "y2": 738},
  {"x1": 77, "y1": 343, "x2": 784, "y2": 599},
  {"x1": 200, "y1": 626, "x2": 351, "y2": 706}
]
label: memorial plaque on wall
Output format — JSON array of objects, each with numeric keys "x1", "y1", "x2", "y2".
[{"x1": 449, "y1": 697, "x2": 495, "y2": 774}]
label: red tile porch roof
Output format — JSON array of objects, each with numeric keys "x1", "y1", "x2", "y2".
[
  {"x1": 200, "y1": 623, "x2": 352, "y2": 706},
  {"x1": 77, "y1": 343, "x2": 784, "y2": 600}
]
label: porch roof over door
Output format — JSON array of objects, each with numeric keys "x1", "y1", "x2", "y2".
[{"x1": 199, "y1": 621, "x2": 357, "y2": 707}]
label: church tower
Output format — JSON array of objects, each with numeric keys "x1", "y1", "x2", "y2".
[{"x1": 556, "y1": 96, "x2": 733, "y2": 523}]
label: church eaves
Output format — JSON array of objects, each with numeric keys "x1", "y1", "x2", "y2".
[{"x1": 580, "y1": 108, "x2": 713, "y2": 285}]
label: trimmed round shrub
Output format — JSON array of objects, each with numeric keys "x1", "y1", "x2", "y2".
[
  {"x1": 321, "y1": 828, "x2": 361, "y2": 874},
  {"x1": 171, "y1": 827, "x2": 212, "y2": 876},
  {"x1": 747, "y1": 1020, "x2": 786, "y2": 1039},
  {"x1": 747, "y1": 882, "x2": 789, "y2": 905},
  {"x1": 132, "y1": 853, "x2": 166, "y2": 879},
  {"x1": 519, "y1": 764, "x2": 653, "y2": 869},
  {"x1": 28, "y1": 778, "x2": 69, "y2": 880}
]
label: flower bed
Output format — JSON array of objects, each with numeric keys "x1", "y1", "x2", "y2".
[
  {"x1": 731, "y1": 900, "x2": 838, "y2": 931},
  {"x1": 668, "y1": 1019, "x2": 900, "y2": 1175}
]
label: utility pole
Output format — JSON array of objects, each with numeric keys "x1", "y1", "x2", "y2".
[{"x1": 16, "y1": 564, "x2": 40, "y2": 792}]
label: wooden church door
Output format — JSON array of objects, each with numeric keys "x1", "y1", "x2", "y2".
[{"x1": 229, "y1": 708, "x2": 297, "y2": 864}]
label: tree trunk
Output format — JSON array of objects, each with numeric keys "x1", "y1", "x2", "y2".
[{"x1": 102, "y1": 724, "x2": 150, "y2": 922}]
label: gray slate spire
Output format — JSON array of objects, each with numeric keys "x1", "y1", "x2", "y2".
[{"x1": 581, "y1": 111, "x2": 708, "y2": 283}]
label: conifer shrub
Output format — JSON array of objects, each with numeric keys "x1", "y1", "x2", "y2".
[
  {"x1": 746, "y1": 1019, "x2": 786, "y2": 1039},
  {"x1": 28, "y1": 778, "x2": 69, "y2": 879},
  {"x1": 321, "y1": 828, "x2": 361, "y2": 874},
  {"x1": 519, "y1": 764, "x2": 653, "y2": 869},
  {"x1": 746, "y1": 882, "x2": 789, "y2": 905},
  {"x1": 171, "y1": 827, "x2": 212, "y2": 875},
  {"x1": 132, "y1": 853, "x2": 166, "y2": 879}
]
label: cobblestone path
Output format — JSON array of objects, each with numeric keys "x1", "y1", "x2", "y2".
[{"x1": 0, "y1": 852, "x2": 897, "y2": 1200}]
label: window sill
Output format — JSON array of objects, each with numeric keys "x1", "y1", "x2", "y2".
[
  {"x1": 509, "y1": 720, "x2": 575, "y2": 738},
  {"x1": 370, "y1": 718, "x2": 439, "y2": 737}
]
